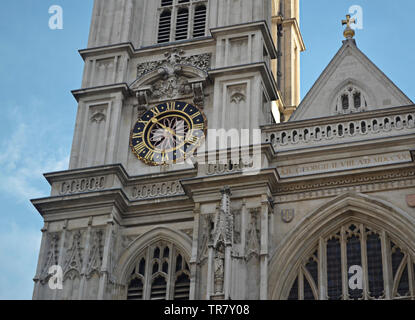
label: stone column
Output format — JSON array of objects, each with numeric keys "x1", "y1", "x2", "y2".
[
  {"x1": 259, "y1": 195, "x2": 269, "y2": 300},
  {"x1": 98, "y1": 217, "x2": 115, "y2": 300},
  {"x1": 78, "y1": 217, "x2": 93, "y2": 299},
  {"x1": 189, "y1": 203, "x2": 201, "y2": 300}
]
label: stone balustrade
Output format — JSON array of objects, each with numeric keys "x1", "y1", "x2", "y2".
[{"x1": 263, "y1": 108, "x2": 415, "y2": 151}]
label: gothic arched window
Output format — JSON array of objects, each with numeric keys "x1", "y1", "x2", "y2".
[
  {"x1": 335, "y1": 85, "x2": 368, "y2": 114},
  {"x1": 287, "y1": 223, "x2": 415, "y2": 300},
  {"x1": 157, "y1": 0, "x2": 208, "y2": 44},
  {"x1": 126, "y1": 242, "x2": 190, "y2": 300}
]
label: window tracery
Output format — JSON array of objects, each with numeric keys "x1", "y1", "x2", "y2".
[
  {"x1": 335, "y1": 85, "x2": 368, "y2": 114},
  {"x1": 287, "y1": 222, "x2": 415, "y2": 300},
  {"x1": 127, "y1": 242, "x2": 190, "y2": 300}
]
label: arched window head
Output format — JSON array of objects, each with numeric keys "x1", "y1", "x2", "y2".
[
  {"x1": 157, "y1": 0, "x2": 208, "y2": 44},
  {"x1": 335, "y1": 85, "x2": 368, "y2": 114},
  {"x1": 126, "y1": 241, "x2": 190, "y2": 300},
  {"x1": 286, "y1": 222, "x2": 415, "y2": 300}
]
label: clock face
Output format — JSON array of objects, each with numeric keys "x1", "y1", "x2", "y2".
[{"x1": 130, "y1": 101, "x2": 207, "y2": 166}]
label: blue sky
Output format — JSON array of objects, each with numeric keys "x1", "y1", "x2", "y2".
[{"x1": 0, "y1": 1, "x2": 413, "y2": 300}]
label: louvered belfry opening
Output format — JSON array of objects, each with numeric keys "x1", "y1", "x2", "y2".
[
  {"x1": 158, "y1": 10, "x2": 172, "y2": 43},
  {"x1": 193, "y1": 5, "x2": 207, "y2": 37},
  {"x1": 151, "y1": 275, "x2": 168, "y2": 300},
  {"x1": 161, "y1": 0, "x2": 173, "y2": 6},
  {"x1": 175, "y1": 8, "x2": 189, "y2": 41},
  {"x1": 157, "y1": 0, "x2": 207, "y2": 44},
  {"x1": 126, "y1": 243, "x2": 191, "y2": 300},
  {"x1": 174, "y1": 273, "x2": 191, "y2": 300},
  {"x1": 127, "y1": 278, "x2": 144, "y2": 300}
]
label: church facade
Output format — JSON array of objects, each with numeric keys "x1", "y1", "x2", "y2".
[{"x1": 32, "y1": 0, "x2": 415, "y2": 300}]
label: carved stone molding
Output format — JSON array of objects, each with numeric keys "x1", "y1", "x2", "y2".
[
  {"x1": 90, "y1": 110, "x2": 106, "y2": 124},
  {"x1": 280, "y1": 209, "x2": 295, "y2": 223},
  {"x1": 211, "y1": 187, "x2": 233, "y2": 246},
  {"x1": 133, "y1": 49, "x2": 210, "y2": 106},
  {"x1": 229, "y1": 86, "x2": 247, "y2": 104},
  {"x1": 136, "y1": 49, "x2": 211, "y2": 79},
  {"x1": 60, "y1": 176, "x2": 106, "y2": 195},
  {"x1": 275, "y1": 170, "x2": 415, "y2": 203},
  {"x1": 130, "y1": 181, "x2": 184, "y2": 200},
  {"x1": 151, "y1": 75, "x2": 192, "y2": 100},
  {"x1": 40, "y1": 233, "x2": 60, "y2": 282},
  {"x1": 206, "y1": 159, "x2": 254, "y2": 176},
  {"x1": 86, "y1": 229, "x2": 104, "y2": 278},
  {"x1": 63, "y1": 230, "x2": 83, "y2": 275},
  {"x1": 246, "y1": 208, "x2": 260, "y2": 260}
]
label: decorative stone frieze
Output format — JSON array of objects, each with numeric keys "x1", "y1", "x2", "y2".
[
  {"x1": 60, "y1": 176, "x2": 106, "y2": 195},
  {"x1": 130, "y1": 181, "x2": 184, "y2": 200},
  {"x1": 206, "y1": 160, "x2": 254, "y2": 176},
  {"x1": 136, "y1": 50, "x2": 211, "y2": 79}
]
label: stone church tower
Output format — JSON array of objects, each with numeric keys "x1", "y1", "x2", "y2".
[{"x1": 32, "y1": 1, "x2": 415, "y2": 300}]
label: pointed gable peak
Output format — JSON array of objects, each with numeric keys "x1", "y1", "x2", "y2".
[{"x1": 290, "y1": 37, "x2": 413, "y2": 121}]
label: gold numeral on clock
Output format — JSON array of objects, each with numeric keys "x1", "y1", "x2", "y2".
[
  {"x1": 167, "y1": 102, "x2": 175, "y2": 111},
  {"x1": 132, "y1": 132, "x2": 143, "y2": 139},
  {"x1": 192, "y1": 123, "x2": 204, "y2": 131},
  {"x1": 153, "y1": 106, "x2": 163, "y2": 116},
  {"x1": 161, "y1": 152, "x2": 168, "y2": 162},
  {"x1": 187, "y1": 136, "x2": 198, "y2": 144},
  {"x1": 144, "y1": 150, "x2": 154, "y2": 161},
  {"x1": 190, "y1": 112, "x2": 201, "y2": 120},
  {"x1": 134, "y1": 142, "x2": 146, "y2": 154}
]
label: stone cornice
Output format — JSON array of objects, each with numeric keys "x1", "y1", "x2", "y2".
[
  {"x1": 79, "y1": 42, "x2": 136, "y2": 60},
  {"x1": 71, "y1": 83, "x2": 130, "y2": 102},
  {"x1": 78, "y1": 38, "x2": 215, "y2": 61},
  {"x1": 272, "y1": 16, "x2": 305, "y2": 52},
  {"x1": 180, "y1": 168, "x2": 279, "y2": 202}
]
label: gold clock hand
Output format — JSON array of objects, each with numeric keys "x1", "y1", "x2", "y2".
[{"x1": 151, "y1": 118, "x2": 185, "y2": 143}]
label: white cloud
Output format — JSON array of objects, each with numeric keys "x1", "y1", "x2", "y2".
[
  {"x1": 0, "y1": 222, "x2": 41, "y2": 300},
  {"x1": 0, "y1": 97, "x2": 71, "y2": 299},
  {"x1": 0, "y1": 100, "x2": 70, "y2": 201}
]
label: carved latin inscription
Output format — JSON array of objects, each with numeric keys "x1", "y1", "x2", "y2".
[{"x1": 278, "y1": 151, "x2": 412, "y2": 178}]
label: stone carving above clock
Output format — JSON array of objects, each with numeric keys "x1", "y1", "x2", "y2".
[
  {"x1": 136, "y1": 49, "x2": 211, "y2": 78},
  {"x1": 131, "y1": 49, "x2": 210, "y2": 108}
]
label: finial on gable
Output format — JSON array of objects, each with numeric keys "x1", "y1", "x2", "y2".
[{"x1": 342, "y1": 14, "x2": 356, "y2": 39}]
